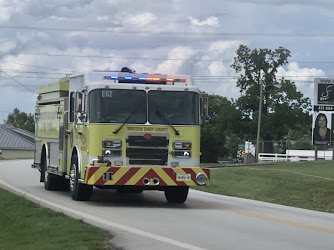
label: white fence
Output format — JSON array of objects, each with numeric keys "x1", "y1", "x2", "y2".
[{"x1": 258, "y1": 150, "x2": 333, "y2": 162}]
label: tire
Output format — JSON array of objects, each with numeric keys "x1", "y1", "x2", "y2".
[
  {"x1": 70, "y1": 154, "x2": 93, "y2": 201},
  {"x1": 164, "y1": 187, "x2": 189, "y2": 204},
  {"x1": 42, "y1": 153, "x2": 58, "y2": 191}
]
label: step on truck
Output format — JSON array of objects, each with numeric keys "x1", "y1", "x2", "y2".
[{"x1": 32, "y1": 67, "x2": 210, "y2": 203}]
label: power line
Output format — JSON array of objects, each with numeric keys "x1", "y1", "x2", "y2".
[
  {"x1": 0, "y1": 67, "x2": 329, "y2": 80},
  {"x1": 0, "y1": 70, "x2": 34, "y2": 93},
  {"x1": 4, "y1": 52, "x2": 334, "y2": 65},
  {"x1": 0, "y1": 69, "x2": 71, "y2": 75},
  {"x1": 0, "y1": 59, "x2": 74, "y2": 72},
  {"x1": 1, "y1": 25, "x2": 334, "y2": 37}
]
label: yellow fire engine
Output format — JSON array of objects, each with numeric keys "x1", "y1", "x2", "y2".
[{"x1": 32, "y1": 67, "x2": 209, "y2": 203}]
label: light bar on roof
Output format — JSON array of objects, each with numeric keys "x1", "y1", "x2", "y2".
[{"x1": 104, "y1": 73, "x2": 178, "y2": 84}]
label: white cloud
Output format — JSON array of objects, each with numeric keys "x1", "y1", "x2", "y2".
[
  {"x1": 124, "y1": 13, "x2": 157, "y2": 26},
  {"x1": 0, "y1": 40, "x2": 16, "y2": 53},
  {"x1": 96, "y1": 16, "x2": 109, "y2": 21},
  {"x1": 188, "y1": 16, "x2": 219, "y2": 26},
  {"x1": 277, "y1": 62, "x2": 326, "y2": 100},
  {"x1": 0, "y1": 0, "x2": 24, "y2": 22},
  {"x1": 156, "y1": 46, "x2": 195, "y2": 74},
  {"x1": 278, "y1": 62, "x2": 325, "y2": 82}
]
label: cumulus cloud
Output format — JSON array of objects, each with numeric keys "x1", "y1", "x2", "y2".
[
  {"x1": 123, "y1": 12, "x2": 157, "y2": 26},
  {"x1": 278, "y1": 62, "x2": 325, "y2": 81},
  {"x1": 156, "y1": 46, "x2": 196, "y2": 74},
  {"x1": 188, "y1": 16, "x2": 219, "y2": 26},
  {"x1": 277, "y1": 62, "x2": 326, "y2": 100},
  {"x1": 0, "y1": 0, "x2": 24, "y2": 22}
]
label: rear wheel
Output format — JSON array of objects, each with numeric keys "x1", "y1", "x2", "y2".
[
  {"x1": 164, "y1": 187, "x2": 189, "y2": 204},
  {"x1": 42, "y1": 153, "x2": 58, "y2": 191},
  {"x1": 70, "y1": 154, "x2": 93, "y2": 201}
]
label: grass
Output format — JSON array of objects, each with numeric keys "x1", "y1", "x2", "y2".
[
  {"x1": 0, "y1": 188, "x2": 118, "y2": 250},
  {"x1": 196, "y1": 160, "x2": 334, "y2": 213}
]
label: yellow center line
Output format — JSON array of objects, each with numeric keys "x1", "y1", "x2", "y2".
[{"x1": 188, "y1": 199, "x2": 334, "y2": 235}]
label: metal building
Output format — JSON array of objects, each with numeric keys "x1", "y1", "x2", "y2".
[{"x1": 0, "y1": 124, "x2": 34, "y2": 159}]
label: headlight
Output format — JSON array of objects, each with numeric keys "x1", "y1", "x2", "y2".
[
  {"x1": 103, "y1": 139, "x2": 121, "y2": 157},
  {"x1": 173, "y1": 141, "x2": 191, "y2": 149},
  {"x1": 103, "y1": 139, "x2": 121, "y2": 148},
  {"x1": 172, "y1": 141, "x2": 191, "y2": 158}
]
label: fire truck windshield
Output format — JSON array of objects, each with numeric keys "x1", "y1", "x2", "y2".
[
  {"x1": 88, "y1": 89, "x2": 199, "y2": 125},
  {"x1": 148, "y1": 91, "x2": 199, "y2": 125},
  {"x1": 89, "y1": 89, "x2": 147, "y2": 123}
]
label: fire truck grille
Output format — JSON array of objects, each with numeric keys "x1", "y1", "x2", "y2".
[{"x1": 126, "y1": 136, "x2": 169, "y2": 165}]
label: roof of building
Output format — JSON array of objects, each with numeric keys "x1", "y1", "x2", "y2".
[{"x1": 0, "y1": 124, "x2": 34, "y2": 149}]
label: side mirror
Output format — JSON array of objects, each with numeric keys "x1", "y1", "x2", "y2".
[
  {"x1": 78, "y1": 112, "x2": 87, "y2": 122},
  {"x1": 0, "y1": 149, "x2": 2, "y2": 155}
]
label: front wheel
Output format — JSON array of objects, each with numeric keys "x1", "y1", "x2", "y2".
[
  {"x1": 70, "y1": 154, "x2": 93, "y2": 201},
  {"x1": 164, "y1": 187, "x2": 189, "y2": 204}
]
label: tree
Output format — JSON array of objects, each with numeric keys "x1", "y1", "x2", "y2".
[
  {"x1": 4, "y1": 108, "x2": 35, "y2": 133},
  {"x1": 231, "y1": 45, "x2": 312, "y2": 151},
  {"x1": 200, "y1": 93, "x2": 242, "y2": 162}
]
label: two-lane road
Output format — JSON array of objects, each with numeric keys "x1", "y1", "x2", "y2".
[{"x1": 1, "y1": 159, "x2": 334, "y2": 250}]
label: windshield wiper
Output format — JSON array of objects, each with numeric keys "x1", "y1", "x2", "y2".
[
  {"x1": 113, "y1": 111, "x2": 135, "y2": 134},
  {"x1": 155, "y1": 106, "x2": 180, "y2": 136}
]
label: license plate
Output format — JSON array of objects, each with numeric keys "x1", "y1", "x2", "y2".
[{"x1": 176, "y1": 173, "x2": 191, "y2": 182}]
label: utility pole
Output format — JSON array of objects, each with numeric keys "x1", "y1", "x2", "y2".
[{"x1": 255, "y1": 78, "x2": 264, "y2": 162}]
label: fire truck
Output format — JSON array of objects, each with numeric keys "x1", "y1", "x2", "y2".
[{"x1": 32, "y1": 67, "x2": 209, "y2": 203}]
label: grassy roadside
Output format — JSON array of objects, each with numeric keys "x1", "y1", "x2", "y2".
[
  {"x1": 196, "y1": 160, "x2": 334, "y2": 213},
  {"x1": 0, "y1": 188, "x2": 118, "y2": 250}
]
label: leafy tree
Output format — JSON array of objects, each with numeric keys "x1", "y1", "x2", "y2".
[
  {"x1": 4, "y1": 108, "x2": 35, "y2": 133},
  {"x1": 231, "y1": 45, "x2": 312, "y2": 151},
  {"x1": 200, "y1": 93, "x2": 242, "y2": 162}
]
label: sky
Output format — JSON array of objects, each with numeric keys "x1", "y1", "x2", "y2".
[{"x1": 0, "y1": 0, "x2": 333, "y2": 122}]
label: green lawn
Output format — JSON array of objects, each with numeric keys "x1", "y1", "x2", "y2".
[
  {"x1": 0, "y1": 188, "x2": 119, "y2": 250},
  {"x1": 195, "y1": 161, "x2": 334, "y2": 213}
]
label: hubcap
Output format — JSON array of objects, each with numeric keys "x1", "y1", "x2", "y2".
[
  {"x1": 70, "y1": 164, "x2": 76, "y2": 191},
  {"x1": 44, "y1": 169, "x2": 48, "y2": 182}
]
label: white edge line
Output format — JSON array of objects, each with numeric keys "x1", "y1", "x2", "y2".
[{"x1": 0, "y1": 178, "x2": 206, "y2": 250}]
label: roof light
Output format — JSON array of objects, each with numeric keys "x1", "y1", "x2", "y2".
[
  {"x1": 138, "y1": 77, "x2": 146, "y2": 80},
  {"x1": 110, "y1": 75, "x2": 119, "y2": 79},
  {"x1": 180, "y1": 78, "x2": 186, "y2": 82},
  {"x1": 124, "y1": 76, "x2": 133, "y2": 80},
  {"x1": 167, "y1": 77, "x2": 174, "y2": 82},
  {"x1": 152, "y1": 77, "x2": 160, "y2": 81}
]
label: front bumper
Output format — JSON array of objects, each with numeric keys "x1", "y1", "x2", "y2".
[{"x1": 84, "y1": 166, "x2": 210, "y2": 187}]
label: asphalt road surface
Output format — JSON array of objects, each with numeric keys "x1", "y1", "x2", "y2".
[{"x1": 1, "y1": 159, "x2": 334, "y2": 250}]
